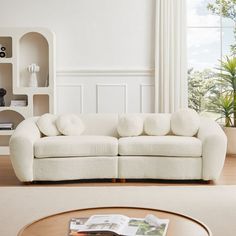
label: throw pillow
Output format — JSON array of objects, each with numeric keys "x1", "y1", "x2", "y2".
[
  {"x1": 171, "y1": 108, "x2": 200, "y2": 136},
  {"x1": 36, "y1": 113, "x2": 60, "y2": 136},
  {"x1": 144, "y1": 114, "x2": 171, "y2": 136},
  {"x1": 117, "y1": 115, "x2": 143, "y2": 137},
  {"x1": 56, "y1": 114, "x2": 85, "y2": 136}
]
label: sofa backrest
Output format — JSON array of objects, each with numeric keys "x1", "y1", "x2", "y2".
[
  {"x1": 118, "y1": 113, "x2": 172, "y2": 136},
  {"x1": 34, "y1": 113, "x2": 173, "y2": 137},
  {"x1": 78, "y1": 114, "x2": 119, "y2": 137},
  {"x1": 77, "y1": 113, "x2": 172, "y2": 137}
]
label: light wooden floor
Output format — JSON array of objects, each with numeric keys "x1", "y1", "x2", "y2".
[{"x1": 0, "y1": 155, "x2": 236, "y2": 186}]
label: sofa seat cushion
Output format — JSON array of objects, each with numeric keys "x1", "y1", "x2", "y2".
[
  {"x1": 34, "y1": 135, "x2": 118, "y2": 158},
  {"x1": 119, "y1": 136, "x2": 202, "y2": 157}
]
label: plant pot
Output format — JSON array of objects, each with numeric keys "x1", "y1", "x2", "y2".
[{"x1": 223, "y1": 127, "x2": 236, "y2": 154}]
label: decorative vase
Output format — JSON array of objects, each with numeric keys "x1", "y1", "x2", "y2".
[
  {"x1": 27, "y1": 63, "x2": 40, "y2": 87},
  {"x1": 223, "y1": 127, "x2": 236, "y2": 155}
]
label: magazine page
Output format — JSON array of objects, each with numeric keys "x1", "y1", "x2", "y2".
[
  {"x1": 78, "y1": 215, "x2": 130, "y2": 235},
  {"x1": 69, "y1": 215, "x2": 169, "y2": 236},
  {"x1": 121, "y1": 218, "x2": 169, "y2": 236},
  {"x1": 69, "y1": 218, "x2": 88, "y2": 236},
  {"x1": 69, "y1": 218, "x2": 116, "y2": 236}
]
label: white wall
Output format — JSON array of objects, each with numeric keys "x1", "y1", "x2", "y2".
[{"x1": 1, "y1": 0, "x2": 155, "y2": 113}]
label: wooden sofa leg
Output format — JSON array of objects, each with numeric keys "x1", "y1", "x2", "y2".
[{"x1": 120, "y1": 178, "x2": 126, "y2": 183}]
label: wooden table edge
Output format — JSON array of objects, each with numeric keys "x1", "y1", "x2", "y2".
[{"x1": 18, "y1": 206, "x2": 212, "y2": 236}]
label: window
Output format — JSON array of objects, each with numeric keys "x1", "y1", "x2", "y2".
[{"x1": 187, "y1": 0, "x2": 236, "y2": 117}]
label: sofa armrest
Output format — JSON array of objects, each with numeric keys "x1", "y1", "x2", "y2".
[
  {"x1": 9, "y1": 117, "x2": 41, "y2": 182},
  {"x1": 197, "y1": 117, "x2": 227, "y2": 180}
]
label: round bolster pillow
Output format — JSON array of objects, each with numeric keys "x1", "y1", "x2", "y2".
[
  {"x1": 171, "y1": 108, "x2": 200, "y2": 136},
  {"x1": 144, "y1": 114, "x2": 171, "y2": 136},
  {"x1": 56, "y1": 114, "x2": 85, "y2": 136},
  {"x1": 117, "y1": 115, "x2": 143, "y2": 137},
  {"x1": 36, "y1": 113, "x2": 60, "y2": 136}
]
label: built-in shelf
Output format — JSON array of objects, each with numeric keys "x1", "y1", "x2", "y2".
[
  {"x1": 0, "y1": 36, "x2": 12, "y2": 58},
  {"x1": 0, "y1": 106, "x2": 28, "y2": 113},
  {"x1": 16, "y1": 87, "x2": 51, "y2": 94},
  {"x1": 0, "y1": 63, "x2": 29, "y2": 107},
  {"x1": 0, "y1": 130, "x2": 14, "y2": 135},
  {"x1": 0, "y1": 146, "x2": 9, "y2": 155},
  {"x1": 0, "y1": 58, "x2": 13, "y2": 63},
  {"x1": 0, "y1": 28, "x2": 55, "y2": 155},
  {"x1": 19, "y1": 32, "x2": 49, "y2": 88},
  {"x1": 0, "y1": 63, "x2": 13, "y2": 106},
  {"x1": 33, "y1": 94, "x2": 49, "y2": 116}
]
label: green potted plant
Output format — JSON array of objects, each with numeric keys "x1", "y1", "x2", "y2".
[
  {"x1": 211, "y1": 56, "x2": 236, "y2": 154},
  {"x1": 212, "y1": 92, "x2": 234, "y2": 127}
]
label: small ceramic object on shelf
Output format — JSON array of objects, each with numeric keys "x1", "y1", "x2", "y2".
[
  {"x1": 27, "y1": 63, "x2": 40, "y2": 87},
  {"x1": 0, "y1": 88, "x2": 6, "y2": 106},
  {"x1": 0, "y1": 44, "x2": 6, "y2": 58}
]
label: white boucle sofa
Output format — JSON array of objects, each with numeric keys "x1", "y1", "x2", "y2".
[{"x1": 9, "y1": 113, "x2": 227, "y2": 182}]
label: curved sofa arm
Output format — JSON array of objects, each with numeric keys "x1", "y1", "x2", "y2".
[
  {"x1": 197, "y1": 117, "x2": 227, "y2": 180},
  {"x1": 9, "y1": 117, "x2": 41, "y2": 182}
]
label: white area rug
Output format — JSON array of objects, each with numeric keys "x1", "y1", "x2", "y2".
[{"x1": 0, "y1": 186, "x2": 236, "y2": 236}]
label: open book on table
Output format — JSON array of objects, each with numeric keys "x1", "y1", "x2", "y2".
[{"x1": 69, "y1": 214, "x2": 169, "y2": 236}]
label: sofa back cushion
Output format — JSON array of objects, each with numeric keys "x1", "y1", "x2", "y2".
[
  {"x1": 63, "y1": 113, "x2": 172, "y2": 137},
  {"x1": 77, "y1": 114, "x2": 119, "y2": 137},
  {"x1": 35, "y1": 114, "x2": 119, "y2": 137},
  {"x1": 35, "y1": 112, "x2": 199, "y2": 138}
]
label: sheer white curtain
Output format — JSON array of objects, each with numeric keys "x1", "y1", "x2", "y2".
[{"x1": 155, "y1": 0, "x2": 188, "y2": 113}]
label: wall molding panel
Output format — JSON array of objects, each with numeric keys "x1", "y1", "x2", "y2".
[
  {"x1": 96, "y1": 84, "x2": 127, "y2": 113},
  {"x1": 56, "y1": 69, "x2": 154, "y2": 114},
  {"x1": 57, "y1": 68, "x2": 154, "y2": 77},
  {"x1": 56, "y1": 84, "x2": 84, "y2": 114},
  {"x1": 140, "y1": 84, "x2": 155, "y2": 113}
]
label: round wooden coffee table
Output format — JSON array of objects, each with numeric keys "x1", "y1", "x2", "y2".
[{"x1": 18, "y1": 207, "x2": 212, "y2": 236}]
